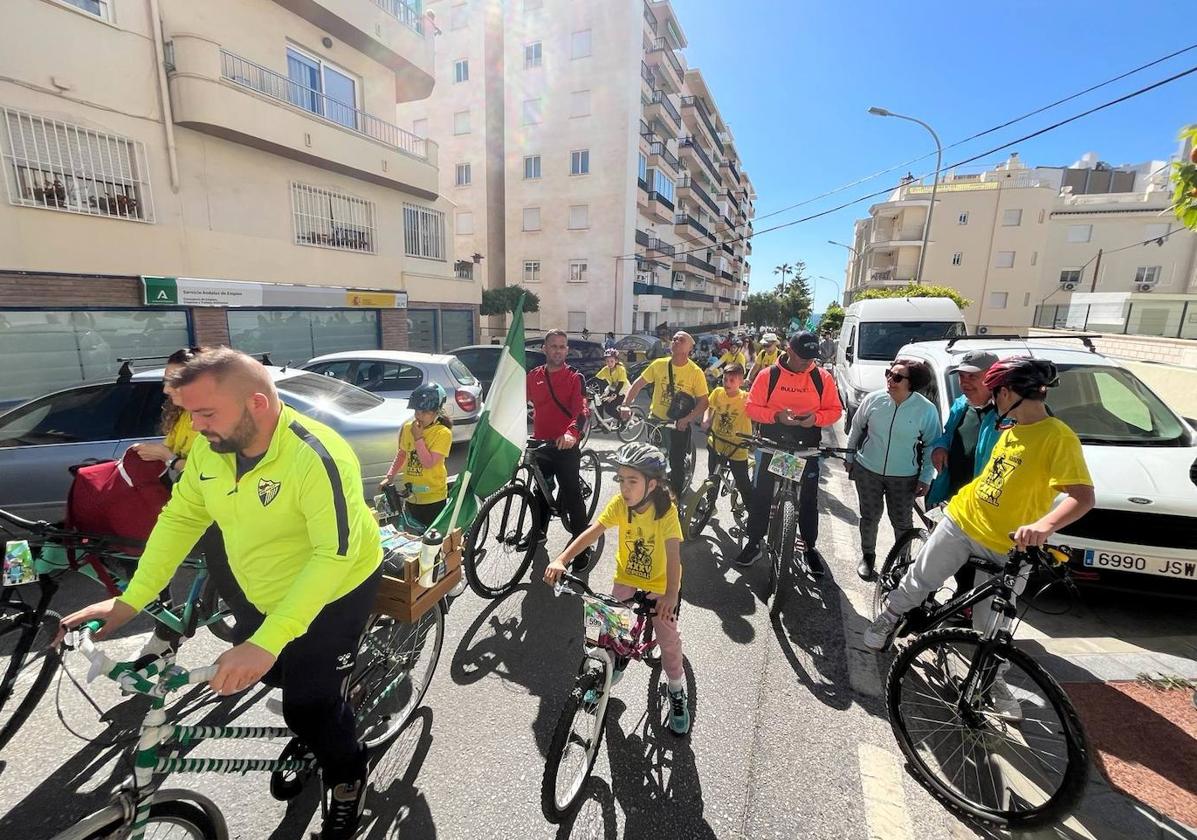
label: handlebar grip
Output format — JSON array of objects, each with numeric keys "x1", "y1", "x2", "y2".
[{"x1": 189, "y1": 665, "x2": 220, "y2": 685}]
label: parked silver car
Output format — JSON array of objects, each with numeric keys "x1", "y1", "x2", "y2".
[
  {"x1": 303, "y1": 350, "x2": 481, "y2": 443},
  {"x1": 0, "y1": 367, "x2": 412, "y2": 523}
]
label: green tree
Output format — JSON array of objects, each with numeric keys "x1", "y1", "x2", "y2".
[
  {"x1": 1171, "y1": 124, "x2": 1197, "y2": 230},
  {"x1": 853, "y1": 283, "x2": 971, "y2": 310},
  {"x1": 744, "y1": 291, "x2": 783, "y2": 327},
  {"x1": 480, "y1": 285, "x2": 540, "y2": 316},
  {"x1": 818, "y1": 302, "x2": 845, "y2": 334}
]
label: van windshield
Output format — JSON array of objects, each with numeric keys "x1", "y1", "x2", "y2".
[{"x1": 858, "y1": 321, "x2": 965, "y2": 361}]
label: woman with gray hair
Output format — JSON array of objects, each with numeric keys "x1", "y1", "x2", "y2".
[{"x1": 846, "y1": 357, "x2": 942, "y2": 581}]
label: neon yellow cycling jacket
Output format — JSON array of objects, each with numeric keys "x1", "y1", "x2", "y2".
[{"x1": 119, "y1": 405, "x2": 382, "y2": 656}]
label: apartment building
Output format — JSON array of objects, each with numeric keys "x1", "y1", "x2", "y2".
[
  {"x1": 397, "y1": 0, "x2": 754, "y2": 337},
  {"x1": 0, "y1": 0, "x2": 479, "y2": 403},
  {"x1": 841, "y1": 152, "x2": 1197, "y2": 336}
]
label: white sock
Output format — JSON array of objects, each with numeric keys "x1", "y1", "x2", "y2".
[{"x1": 667, "y1": 676, "x2": 685, "y2": 694}]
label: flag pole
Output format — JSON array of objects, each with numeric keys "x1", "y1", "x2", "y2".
[{"x1": 445, "y1": 469, "x2": 471, "y2": 536}]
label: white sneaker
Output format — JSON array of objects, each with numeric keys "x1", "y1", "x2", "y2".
[
  {"x1": 863, "y1": 609, "x2": 901, "y2": 651},
  {"x1": 987, "y1": 678, "x2": 1024, "y2": 723}
]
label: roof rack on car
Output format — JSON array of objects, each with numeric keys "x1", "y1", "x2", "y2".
[
  {"x1": 116, "y1": 351, "x2": 276, "y2": 381},
  {"x1": 943, "y1": 334, "x2": 1098, "y2": 353}
]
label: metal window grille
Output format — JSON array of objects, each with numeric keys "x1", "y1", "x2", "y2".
[
  {"x1": 291, "y1": 183, "x2": 375, "y2": 253},
  {"x1": 1, "y1": 107, "x2": 154, "y2": 222},
  {"x1": 455, "y1": 260, "x2": 474, "y2": 279},
  {"x1": 403, "y1": 202, "x2": 446, "y2": 260}
]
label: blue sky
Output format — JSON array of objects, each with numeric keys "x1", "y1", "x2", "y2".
[{"x1": 676, "y1": 0, "x2": 1197, "y2": 315}]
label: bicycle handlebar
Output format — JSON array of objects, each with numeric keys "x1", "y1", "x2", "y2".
[
  {"x1": 68, "y1": 623, "x2": 217, "y2": 695},
  {"x1": 736, "y1": 433, "x2": 853, "y2": 460},
  {"x1": 553, "y1": 573, "x2": 656, "y2": 615},
  {"x1": 706, "y1": 432, "x2": 751, "y2": 452}
]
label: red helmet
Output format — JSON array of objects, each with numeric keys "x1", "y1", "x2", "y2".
[{"x1": 982, "y1": 356, "x2": 1058, "y2": 398}]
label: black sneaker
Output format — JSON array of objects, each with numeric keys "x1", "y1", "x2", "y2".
[
  {"x1": 572, "y1": 547, "x2": 594, "y2": 573},
  {"x1": 857, "y1": 552, "x2": 876, "y2": 582},
  {"x1": 803, "y1": 547, "x2": 825, "y2": 578},
  {"x1": 732, "y1": 541, "x2": 760, "y2": 567},
  {"x1": 321, "y1": 769, "x2": 368, "y2": 839}
]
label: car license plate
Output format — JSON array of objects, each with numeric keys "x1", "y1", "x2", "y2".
[
  {"x1": 767, "y1": 451, "x2": 804, "y2": 481},
  {"x1": 1083, "y1": 549, "x2": 1197, "y2": 581}
]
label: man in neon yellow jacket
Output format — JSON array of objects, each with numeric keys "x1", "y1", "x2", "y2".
[{"x1": 60, "y1": 348, "x2": 381, "y2": 839}]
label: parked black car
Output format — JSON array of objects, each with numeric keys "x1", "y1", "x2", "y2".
[{"x1": 450, "y1": 344, "x2": 546, "y2": 399}]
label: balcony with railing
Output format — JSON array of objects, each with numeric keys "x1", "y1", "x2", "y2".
[
  {"x1": 644, "y1": 89, "x2": 681, "y2": 134},
  {"x1": 680, "y1": 96, "x2": 722, "y2": 151},
  {"x1": 648, "y1": 141, "x2": 679, "y2": 174},
  {"x1": 677, "y1": 253, "x2": 716, "y2": 277},
  {"x1": 677, "y1": 172, "x2": 719, "y2": 216},
  {"x1": 169, "y1": 39, "x2": 438, "y2": 196},
  {"x1": 640, "y1": 60, "x2": 655, "y2": 87},
  {"x1": 271, "y1": 0, "x2": 433, "y2": 98},
  {"x1": 720, "y1": 154, "x2": 739, "y2": 183},
  {"x1": 635, "y1": 229, "x2": 651, "y2": 247},
  {"x1": 647, "y1": 236, "x2": 676, "y2": 257},
  {"x1": 647, "y1": 37, "x2": 684, "y2": 89},
  {"x1": 674, "y1": 212, "x2": 713, "y2": 242},
  {"x1": 678, "y1": 136, "x2": 719, "y2": 183}
]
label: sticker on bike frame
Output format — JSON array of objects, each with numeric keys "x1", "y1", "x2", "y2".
[
  {"x1": 766, "y1": 451, "x2": 806, "y2": 481},
  {"x1": 3, "y1": 540, "x2": 37, "y2": 586},
  {"x1": 582, "y1": 600, "x2": 633, "y2": 647}
]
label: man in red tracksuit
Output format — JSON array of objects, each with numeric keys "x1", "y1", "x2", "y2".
[
  {"x1": 526, "y1": 328, "x2": 593, "y2": 568},
  {"x1": 735, "y1": 332, "x2": 843, "y2": 574}
]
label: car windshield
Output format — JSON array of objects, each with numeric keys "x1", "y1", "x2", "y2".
[
  {"x1": 278, "y1": 373, "x2": 383, "y2": 414},
  {"x1": 448, "y1": 358, "x2": 477, "y2": 385},
  {"x1": 858, "y1": 321, "x2": 965, "y2": 361},
  {"x1": 946, "y1": 363, "x2": 1190, "y2": 446}
]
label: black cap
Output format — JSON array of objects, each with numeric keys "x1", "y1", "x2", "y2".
[{"x1": 788, "y1": 331, "x2": 819, "y2": 360}]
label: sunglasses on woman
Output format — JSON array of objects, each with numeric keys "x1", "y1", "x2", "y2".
[{"x1": 884, "y1": 369, "x2": 908, "y2": 383}]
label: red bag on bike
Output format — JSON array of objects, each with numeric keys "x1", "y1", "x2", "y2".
[{"x1": 65, "y1": 450, "x2": 170, "y2": 552}]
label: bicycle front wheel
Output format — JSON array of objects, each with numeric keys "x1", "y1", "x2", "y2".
[
  {"x1": 886, "y1": 628, "x2": 1089, "y2": 828},
  {"x1": 542, "y1": 663, "x2": 611, "y2": 823},
  {"x1": 616, "y1": 406, "x2": 647, "y2": 442},
  {"x1": 352, "y1": 603, "x2": 445, "y2": 747},
  {"x1": 873, "y1": 527, "x2": 929, "y2": 620},
  {"x1": 0, "y1": 597, "x2": 61, "y2": 752},
  {"x1": 464, "y1": 485, "x2": 540, "y2": 598},
  {"x1": 770, "y1": 497, "x2": 798, "y2": 617},
  {"x1": 71, "y1": 798, "x2": 223, "y2": 839},
  {"x1": 681, "y1": 480, "x2": 718, "y2": 540},
  {"x1": 579, "y1": 449, "x2": 602, "y2": 522}
]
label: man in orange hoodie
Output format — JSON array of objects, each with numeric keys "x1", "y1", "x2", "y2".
[{"x1": 735, "y1": 332, "x2": 843, "y2": 574}]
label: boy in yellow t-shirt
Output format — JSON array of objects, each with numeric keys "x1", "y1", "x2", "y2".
[
  {"x1": 544, "y1": 443, "x2": 691, "y2": 735},
  {"x1": 701, "y1": 363, "x2": 754, "y2": 507},
  {"x1": 594, "y1": 349, "x2": 630, "y2": 421},
  {"x1": 382, "y1": 384, "x2": 453, "y2": 530}
]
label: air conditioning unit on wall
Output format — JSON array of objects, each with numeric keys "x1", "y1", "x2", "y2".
[
  {"x1": 977, "y1": 325, "x2": 990, "y2": 335},
  {"x1": 1060, "y1": 281, "x2": 1077, "y2": 291},
  {"x1": 1135, "y1": 283, "x2": 1155, "y2": 293}
]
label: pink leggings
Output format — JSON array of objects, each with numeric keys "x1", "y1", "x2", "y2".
[{"x1": 611, "y1": 583, "x2": 684, "y2": 682}]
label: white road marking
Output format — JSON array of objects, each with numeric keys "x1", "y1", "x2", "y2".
[{"x1": 858, "y1": 742, "x2": 913, "y2": 840}]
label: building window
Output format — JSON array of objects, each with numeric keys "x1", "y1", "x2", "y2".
[
  {"x1": 989, "y1": 291, "x2": 1008, "y2": 309},
  {"x1": 1067, "y1": 224, "x2": 1092, "y2": 243},
  {"x1": 1144, "y1": 222, "x2": 1171, "y2": 241},
  {"x1": 291, "y1": 183, "x2": 375, "y2": 253},
  {"x1": 638, "y1": 153, "x2": 647, "y2": 184},
  {"x1": 525, "y1": 41, "x2": 542, "y2": 68},
  {"x1": 653, "y1": 170, "x2": 675, "y2": 204},
  {"x1": 454, "y1": 260, "x2": 474, "y2": 280},
  {"x1": 994, "y1": 251, "x2": 1015, "y2": 268},
  {"x1": 524, "y1": 155, "x2": 541, "y2": 179},
  {"x1": 571, "y1": 29, "x2": 592, "y2": 59},
  {"x1": 285, "y1": 47, "x2": 358, "y2": 130},
  {"x1": 450, "y1": 4, "x2": 467, "y2": 29},
  {"x1": 453, "y1": 59, "x2": 469, "y2": 83},
  {"x1": 1030, "y1": 251, "x2": 1038, "y2": 266},
  {"x1": 456, "y1": 211, "x2": 473, "y2": 235},
  {"x1": 1002, "y1": 208, "x2": 1022, "y2": 226},
  {"x1": 59, "y1": 0, "x2": 113, "y2": 20},
  {"x1": 567, "y1": 311, "x2": 587, "y2": 332},
  {"x1": 523, "y1": 260, "x2": 541, "y2": 283},
  {"x1": 568, "y1": 205, "x2": 589, "y2": 229},
  {"x1": 412, "y1": 118, "x2": 428, "y2": 138},
  {"x1": 455, "y1": 162, "x2": 471, "y2": 186},
  {"x1": 523, "y1": 207, "x2": 541, "y2": 231},
  {"x1": 951, "y1": 252, "x2": 962, "y2": 266},
  {"x1": 1134, "y1": 266, "x2": 1161, "y2": 287},
  {"x1": 568, "y1": 260, "x2": 588, "y2": 283},
  {"x1": 1023, "y1": 292, "x2": 1031, "y2": 307},
  {"x1": 957, "y1": 211, "x2": 969, "y2": 225},
  {"x1": 1, "y1": 107, "x2": 155, "y2": 222},
  {"x1": 1059, "y1": 269, "x2": 1082, "y2": 286},
  {"x1": 570, "y1": 149, "x2": 590, "y2": 176},
  {"x1": 569, "y1": 90, "x2": 591, "y2": 118},
  {"x1": 453, "y1": 110, "x2": 470, "y2": 135},
  {"x1": 522, "y1": 98, "x2": 542, "y2": 125},
  {"x1": 403, "y1": 203, "x2": 446, "y2": 260}
]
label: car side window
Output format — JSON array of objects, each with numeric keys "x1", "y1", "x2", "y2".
[
  {"x1": 356, "y1": 363, "x2": 423, "y2": 393},
  {"x1": 309, "y1": 360, "x2": 355, "y2": 381},
  {"x1": 0, "y1": 384, "x2": 136, "y2": 446}
]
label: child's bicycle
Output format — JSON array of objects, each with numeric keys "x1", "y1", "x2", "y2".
[
  {"x1": 541, "y1": 573, "x2": 660, "y2": 824},
  {"x1": 50, "y1": 603, "x2": 440, "y2": 840},
  {"x1": 680, "y1": 432, "x2": 750, "y2": 541}
]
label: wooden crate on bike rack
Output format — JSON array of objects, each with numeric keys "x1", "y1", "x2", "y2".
[{"x1": 374, "y1": 529, "x2": 463, "y2": 623}]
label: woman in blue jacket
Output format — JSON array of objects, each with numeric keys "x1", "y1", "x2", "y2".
[{"x1": 846, "y1": 358, "x2": 942, "y2": 581}]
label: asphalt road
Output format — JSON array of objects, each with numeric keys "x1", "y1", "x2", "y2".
[{"x1": 1, "y1": 429, "x2": 1194, "y2": 840}]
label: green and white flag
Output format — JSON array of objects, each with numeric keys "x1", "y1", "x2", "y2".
[{"x1": 432, "y1": 301, "x2": 527, "y2": 536}]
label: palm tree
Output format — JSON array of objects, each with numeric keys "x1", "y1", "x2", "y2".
[{"x1": 774, "y1": 262, "x2": 793, "y2": 293}]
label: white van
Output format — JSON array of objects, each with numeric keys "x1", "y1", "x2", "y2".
[{"x1": 834, "y1": 297, "x2": 966, "y2": 425}]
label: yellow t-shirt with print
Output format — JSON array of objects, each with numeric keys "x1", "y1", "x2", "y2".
[
  {"x1": 754, "y1": 348, "x2": 780, "y2": 369},
  {"x1": 641, "y1": 357, "x2": 709, "y2": 421},
  {"x1": 396, "y1": 420, "x2": 453, "y2": 504},
  {"x1": 715, "y1": 350, "x2": 747, "y2": 371},
  {"x1": 595, "y1": 364, "x2": 630, "y2": 393},
  {"x1": 947, "y1": 417, "x2": 1092, "y2": 553},
  {"x1": 707, "y1": 387, "x2": 752, "y2": 461},
  {"x1": 164, "y1": 411, "x2": 199, "y2": 458},
  {"x1": 598, "y1": 494, "x2": 682, "y2": 595}
]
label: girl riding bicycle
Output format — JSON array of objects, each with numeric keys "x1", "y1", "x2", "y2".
[
  {"x1": 594, "y1": 348, "x2": 630, "y2": 421},
  {"x1": 701, "y1": 363, "x2": 754, "y2": 506},
  {"x1": 544, "y1": 443, "x2": 690, "y2": 736},
  {"x1": 380, "y1": 383, "x2": 453, "y2": 530}
]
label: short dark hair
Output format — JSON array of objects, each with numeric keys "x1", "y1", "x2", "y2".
[
  {"x1": 166, "y1": 346, "x2": 205, "y2": 366},
  {"x1": 895, "y1": 358, "x2": 932, "y2": 392},
  {"x1": 723, "y1": 363, "x2": 746, "y2": 378},
  {"x1": 165, "y1": 346, "x2": 250, "y2": 389}
]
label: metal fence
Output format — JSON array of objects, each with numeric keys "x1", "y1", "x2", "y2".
[
  {"x1": 1033, "y1": 300, "x2": 1197, "y2": 340},
  {"x1": 371, "y1": 0, "x2": 424, "y2": 33}
]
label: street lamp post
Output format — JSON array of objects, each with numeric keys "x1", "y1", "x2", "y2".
[
  {"x1": 867, "y1": 107, "x2": 941, "y2": 286},
  {"x1": 827, "y1": 239, "x2": 859, "y2": 297},
  {"x1": 816, "y1": 275, "x2": 842, "y2": 305}
]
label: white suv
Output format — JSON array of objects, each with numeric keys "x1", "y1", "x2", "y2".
[{"x1": 897, "y1": 336, "x2": 1197, "y2": 597}]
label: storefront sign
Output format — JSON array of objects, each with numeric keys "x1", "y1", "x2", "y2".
[{"x1": 142, "y1": 276, "x2": 407, "y2": 309}]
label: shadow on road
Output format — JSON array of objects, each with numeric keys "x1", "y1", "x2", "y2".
[
  {"x1": 359, "y1": 706, "x2": 437, "y2": 839},
  {"x1": 678, "y1": 538, "x2": 757, "y2": 645}
]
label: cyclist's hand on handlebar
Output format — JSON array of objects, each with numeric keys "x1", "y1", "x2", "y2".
[
  {"x1": 556, "y1": 432, "x2": 578, "y2": 450},
  {"x1": 210, "y1": 641, "x2": 277, "y2": 696},
  {"x1": 543, "y1": 557, "x2": 568, "y2": 586},
  {"x1": 378, "y1": 477, "x2": 392, "y2": 490},
  {"x1": 54, "y1": 598, "x2": 136, "y2": 647},
  {"x1": 1012, "y1": 519, "x2": 1054, "y2": 551}
]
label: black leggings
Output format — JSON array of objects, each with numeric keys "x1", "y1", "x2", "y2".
[
  {"x1": 231, "y1": 567, "x2": 382, "y2": 784},
  {"x1": 706, "y1": 450, "x2": 753, "y2": 504}
]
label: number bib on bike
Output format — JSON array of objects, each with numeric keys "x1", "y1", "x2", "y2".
[
  {"x1": 767, "y1": 451, "x2": 806, "y2": 481},
  {"x1": 583, "y1": 600, "x2": 632, "y2": 646}
]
